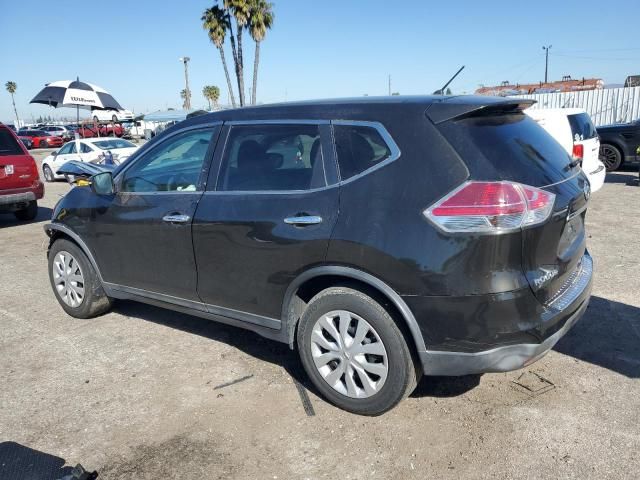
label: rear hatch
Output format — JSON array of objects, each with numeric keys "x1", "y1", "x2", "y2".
[
  {"x1": 0, "y1": 127, "x2": 38, "y2": 190},
  {"x1": 430, "y1": 99, "x2": 589, "y2": 306}
]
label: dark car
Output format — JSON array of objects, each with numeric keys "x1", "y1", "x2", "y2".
[
  {"x1": 0, "y1": 123, "x2": 44, "y2": 220},
  {"x1": 597, "y1": 119, "x2": 640, "y2": 171},
  {"x1": 18, "y1": 136, "x2": 33, "y2": 150},
  {"x1": 44, "y1": 96, "x2": 593, "y2": 415}
]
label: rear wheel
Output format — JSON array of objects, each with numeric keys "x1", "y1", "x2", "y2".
[
  {"x1": 48, "y1": 239, "x2": 113, "y2": 318},
  {"x1": 43, "y1": 164, "x2": 54, "y2": 182},
  {"x1": 599, "y1": 144, "x2": 622, "y2": 171},
  {"x1": 14, "y1": 201, "x2": 38, "y2": 221},
  {"x1": 297, "y1": 287, "x2": 418, "y2": 415}
]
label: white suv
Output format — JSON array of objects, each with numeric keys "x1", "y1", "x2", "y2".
[
  {"x1": 92, "y1": 109, "x2": 135, "y2": 123},
  {"x1": 526, "y1": 108, "x2": 606, "y2": 192}
]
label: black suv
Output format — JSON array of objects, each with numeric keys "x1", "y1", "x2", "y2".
[{"x1": 45, "y1": 96, "x2": 593, "y2": 415}]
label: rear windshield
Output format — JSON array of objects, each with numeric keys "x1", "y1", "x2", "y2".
[
  {"x1": 93, "y1": 139, "x2": 135, "y2": 150},
  {"x1": 0, "y1": 129, "x2": 24, "y2": 156},
  {"x1": 568, "y1": 113, "x2": 597, "y2": 141},
  {"x1": 437, "y1": 113, "x2": 577, "y2": 186}
]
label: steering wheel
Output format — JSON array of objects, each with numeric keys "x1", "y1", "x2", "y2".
[{"x1": 167, "y1": 172, "x2": 193, "y2": 191}]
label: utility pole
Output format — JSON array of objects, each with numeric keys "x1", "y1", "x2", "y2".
[
  {"x1": 179, "y1": 56, "x2": 191, "y2": 110},
  {"x1": 388, "y1": 75, "x2": 391, "y2": 96},
  {"x1": 542, "y1": 45, "x2": 552, "y2": 84}
]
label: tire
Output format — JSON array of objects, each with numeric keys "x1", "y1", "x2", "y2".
[
  {"x1": 297, "y1": 287, "x2": 418, "y2": 415},
  {"x1": 599, "y1": 144, "x2": 622, "y2": 171},
  {"x1": 14, "y1": 200, "x2": 38, "y2": 221},
  {"x1": 48, "y1": 238, "x2": 113, "y2": 319},
  {"x1": 40, "y1": 139, "x2": 48, "y2": 149},
  {"x1": 43, "y1": 164, "x2": 54, "y2": 182}
]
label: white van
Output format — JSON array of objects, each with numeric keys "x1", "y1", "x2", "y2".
[{"x1": 526, "y1": 108, "x2": 606, "y2": 192}]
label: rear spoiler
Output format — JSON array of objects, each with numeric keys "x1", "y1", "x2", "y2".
[{"x1": 425, "y1": 97, "x2": 536, "y2": 124}]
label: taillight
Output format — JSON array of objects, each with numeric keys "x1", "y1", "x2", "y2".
[
  {"x1": 424, "y1": 181, "x2": 555, "y2": 234},
  {"x1": 28, "y1": 156, "x2": 40, "y2": 179},
  {"x1": 572, "y1": 144, "x2": 584, "y2": 159}
]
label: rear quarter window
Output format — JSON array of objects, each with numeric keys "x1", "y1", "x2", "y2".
[
  {"x1": 0, "y1": 129, "x2": 24, "y2": 156},
  {"x1": 333, "y1": 124, "x2": 393, "y2": 180},
  {"x1": 568, "y1": 113, "x2": 597, "y2": 141}
]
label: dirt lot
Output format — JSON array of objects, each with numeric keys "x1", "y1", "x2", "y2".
[{"x1": 1, "y1": 150, "x2": 639, "y2": 479}]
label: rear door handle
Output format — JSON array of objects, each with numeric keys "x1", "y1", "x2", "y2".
[
  {"x1": 163, "y1": 214, "x2": 191, "y2": 224},
  {"x1": 284, "y1": 215, "x2": 323, "y2": 226}
]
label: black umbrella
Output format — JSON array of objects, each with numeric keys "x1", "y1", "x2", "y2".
[{"x1": 30, "y1": 77, "x2": 123, "y2": 124}]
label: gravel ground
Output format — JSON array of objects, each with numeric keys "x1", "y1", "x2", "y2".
[{"x1": 1, "y1": 150, "x2": 639, "y2": 479}]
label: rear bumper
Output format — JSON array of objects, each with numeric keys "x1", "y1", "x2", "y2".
[
  {"x1": 412, "y1": 253, "x2": 593, "y2": 376},
  {"x1": 0, "y1": 186, "x2": 42, "y2": 211},
  {"x1": 586, "y1": 163, "x2": 606, "y2": 192}
]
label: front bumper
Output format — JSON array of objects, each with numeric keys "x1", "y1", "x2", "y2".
[{"x1": 414, "y1": 254, "x2": 593, "y2": 376}]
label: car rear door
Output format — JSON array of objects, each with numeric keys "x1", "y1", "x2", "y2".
[
  {"x1": 192, "y1": 121, "x2": 339, "y2": 322},
  {"x1": 88, "y1": 124, "x2": 221, "y2": 300},
  {"x1": 0, "y1": 127, "x2": 36, "y2": 190}
]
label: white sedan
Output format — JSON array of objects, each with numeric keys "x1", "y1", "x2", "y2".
[
  {"x1": 42, "y1": 138, "x2": 139, "y2": 181},
  {"x1": 92, "y1": 109, "x2": 135, "y2": 123}
]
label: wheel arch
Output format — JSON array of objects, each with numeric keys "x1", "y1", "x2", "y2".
[
  {"x1": 44, "y1": 223, "x2": 105, "y2": 284},
  {"x1": 281, "y1": 266, "x2": 427, "y2": 355}
]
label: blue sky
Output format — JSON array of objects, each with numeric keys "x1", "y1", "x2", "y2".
[{"x1": 2, "y1": 0, "x2": 640, "y2": 123}]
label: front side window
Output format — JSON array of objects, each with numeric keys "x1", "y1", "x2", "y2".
[
  {"x1": 57, "y1": 142, "x2": 74, "y2": 155},
  {"x1": 120, "y1": 128, "x2": 213, "y2": 193},
  {"x1": 218, "y1": 124, "x2": 325, "y2": 191},
  {"x1": 333, "y1": 124, "x2": 392, "y2": 180}
]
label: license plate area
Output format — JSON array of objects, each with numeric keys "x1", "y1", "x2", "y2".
[{"x1": 0, "y1": 164, "x2": 13, "y2": 179}]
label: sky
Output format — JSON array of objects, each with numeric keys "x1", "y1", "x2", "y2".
[{"x1": 2, "y1": 0, "x2": 640, "y2": 123}]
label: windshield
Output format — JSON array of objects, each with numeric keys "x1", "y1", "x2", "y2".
[
  {"x1": 568, "y1": 113, "x2": 597, "y2": 141},
  {"x1": 93, "y1": 139, "x2": 135, "y2": 150}
]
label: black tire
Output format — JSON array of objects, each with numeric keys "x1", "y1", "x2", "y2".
[
  {"x1": 48, "y1": 238, "x2": 113, "y2": 319},
  {"x1": 297, "y1": 287, "x2": 418, "y2": 415},
  {"x1": 599, "y1": 144, "x2": 622, "y2": 171},
  {"x1": 39, "y1": 139, "x2": 48, "y2": 149},
  {"x1": 43, "y1": 164, "x2": 54, "y2": 182},
  {"x1": 14, "y1": 200, "x2": 38, "y2": 221}
]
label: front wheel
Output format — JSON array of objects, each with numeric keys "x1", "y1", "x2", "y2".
[
  {"x1": 39, "y1": 139, "x2": 48, "y2": 149},
  {"x1": 43, "y1": 164, "x2": 54, "y2": 182},
  {"x1": 297, "y1": 287, "x2": 418, "y2": 415},
  {"x1": 48, "y1": 239, "x2": 113, "y2": 318}
]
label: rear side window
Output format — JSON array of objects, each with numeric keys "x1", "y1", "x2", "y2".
[
  {"x1": 333, "y1": 124, "x2": 392, "y2": 180},
  {"x1": 0, "y1": 129, "x2": 23, "y2": 156},
  {"x1": 568, "y1": 113, "x2": 597, "y2": 141},
  {"x1": 218, "y1": 124, "x2": 325, "y2": 191}
]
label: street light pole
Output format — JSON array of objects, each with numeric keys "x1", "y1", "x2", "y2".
[
  {"x1": 179, "y1": 56, "x2": 191, "y2": 110},
  {"x1": 542, "y1": 45, "x2": 552, "y2": 84}
]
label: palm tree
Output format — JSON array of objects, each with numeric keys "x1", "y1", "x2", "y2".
[
  {"x1": 202, "y1": 5, "x2": 237, "y2": 108},
  {"x1": 5, "y1": 81, "x2": 20, "y2": 124},
  {"x1": 225, "y1": 0, "x2": 251, "y2": 106},
  {"x1": 248, "y1": 0, "x2": 274, "y2": 105},
  {"x1": 203, "y1": 85, "x2": 221, "y2": 110},
  {"x1": 180, "y1": 89, "x2": 189, "y2": 110}
]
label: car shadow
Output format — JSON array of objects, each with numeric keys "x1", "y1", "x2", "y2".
[
  {"x1": 605, "y1": 172, "x2": 639, "y2": 186},
  {"x1": 0, "y1": 206, "x2": 53, "y2": 227},
  {"x1": 554, "y1": 295, "x2": 640, "y2": 378},
  {"x1": 0, "y1": 441, "x2": 75, "y2": 480}
]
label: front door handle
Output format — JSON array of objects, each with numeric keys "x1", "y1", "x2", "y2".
[
  {"x1": 284, "y1": 215, "x2": 323, "y2": 226},
  {"x1": 163, "y1": 214, "x2": 191, "y2": 224}
]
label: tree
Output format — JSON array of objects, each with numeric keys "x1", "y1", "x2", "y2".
[
  {"x1": 203, "y1": 85, "x2": 221, "y2": 110},
  {"x1": 180, "y1": 89, "x2": 189, "y2": 110},
  {"x1": 202, "y1": 5, "x2": 237, "y2": 108},
  {"x1": 5, "y1": 81, "x2": 19, "y2": 124},
  {"x1": 248, "y1": 0, "x2": 274, "y2": 105},
  {"x1": 225, "y1": 0, "x2": 252, "y2": 107}
]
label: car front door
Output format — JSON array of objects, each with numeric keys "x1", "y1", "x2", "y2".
[
  {"x1": 51, "y1": 142, "x2": 78, "y2": 170},
  {"x1": 89, "y1": 124, "x2": 221, "y2": 300},
  {"x1": 192, "y1": 121, "x2": 340, "y2": 324}
]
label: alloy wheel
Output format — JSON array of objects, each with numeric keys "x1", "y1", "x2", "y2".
[
  {"x1": 599, "y1": 145, "x2": 620, "y2": 171},
  {"x1": 52, "y1": 251, "x2": 85, "y2": 308},
  {"x1": 310, "y1": 310, "x2": 388, "y2": 398},
  {"x1": 43, "y1": 165, "x2": 53, "y2": 182}
]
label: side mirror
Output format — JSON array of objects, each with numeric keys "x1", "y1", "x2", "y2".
[
  {"x1": 52, "y1": 149, "x2": 59, "y2": 157},
  {"x1": 91, "y1": 171, "x2": 115, "y2": 195}
]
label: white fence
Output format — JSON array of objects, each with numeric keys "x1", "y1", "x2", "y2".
[{"x1": 513, "y1": 86, "x2": 640, "y2": 126}]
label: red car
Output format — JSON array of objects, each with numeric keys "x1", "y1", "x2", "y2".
[
  {"x1": 18, "y1": 129, "x2": 64, "y2": 148},
  {"x1": 0, "y1": 123, "x2": 44, "y2": 221},
  {"x1": 76, "y1": 124, "x2": 124, "y2": 138}
]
